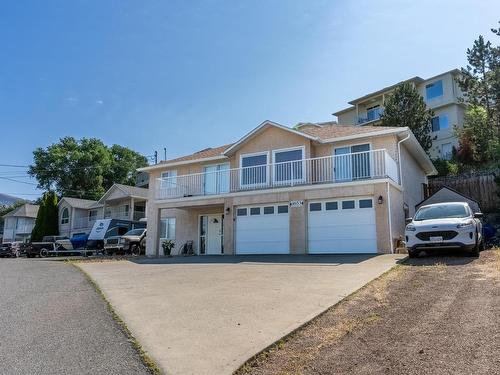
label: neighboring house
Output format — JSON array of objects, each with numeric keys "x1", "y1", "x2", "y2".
[
  {"x1": 416, "y1": 186, "x2": 481, "y2": 213},
  {"x1": 139, "y1": 120, "x2": 436, "y2": 257},
  {"x1": 333, "y1": 69, "x2": 465, "y2": 160},
  {"x1": 58, "y1": 183, "x2": 149, "y2": 237},
  {"x1": 2, "y1": 203, "x2": 39, "y2": 243},
  {"x1": 58, "y1": 197, "x2": 102, "y2": 238}
]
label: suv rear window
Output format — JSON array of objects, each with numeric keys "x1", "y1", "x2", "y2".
[{"x1": 414, "y1": 204, "x2": 469, "y2": 220}]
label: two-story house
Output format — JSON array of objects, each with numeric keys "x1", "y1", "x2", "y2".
[
  {"x1": 139, "y1": 120, "x2": 436, "y2": 257},
  {"x1": 333, "y1": 69, "x2": 465, "y2": 159},
  {"x1": 58, "y1": 183, "x2": 148, "y2": 238},
  {"x1": 2, "y1": 203, "x2": 39, "y2": 243}
]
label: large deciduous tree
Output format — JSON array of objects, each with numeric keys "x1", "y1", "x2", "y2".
[
  {"x1": 28, "y1": 137, "x2": 148, "y2": 200},
  {"x1": 380, "y1": 82, "x2": 434, "y2": 152}
]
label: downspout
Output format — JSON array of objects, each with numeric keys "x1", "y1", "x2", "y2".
[
  {"x1": 391, "y1": 131, "x2": 411, "y2": 254},
  {"x1": 387, "y1": 181, "x2": 394, "y2": 254},
  {"x1": 397, "y1": 131, "x2": 411, "y2": 185}
]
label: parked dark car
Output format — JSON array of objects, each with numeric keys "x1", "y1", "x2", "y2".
[{"x1": 0, "y1": 243, "x2": 18, "y2": 258}]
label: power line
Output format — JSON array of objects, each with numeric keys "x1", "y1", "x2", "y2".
[{"x1": 0, "y1": 164, "x2": 30, "y2": 168}]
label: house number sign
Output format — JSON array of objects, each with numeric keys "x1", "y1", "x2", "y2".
[{"x1": 289, "y1": 200, "x2": 304, "y2": 208}]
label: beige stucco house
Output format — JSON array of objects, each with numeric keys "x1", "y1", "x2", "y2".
[
  {"x1": 333, "y1": 69, "x2": 466, "y2": 160},
  {"x1": 139, "y1": 120, "x2": 436, "y2": 257}
]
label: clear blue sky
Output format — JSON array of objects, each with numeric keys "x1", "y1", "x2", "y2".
[{"x1": 0, "y1": 0, "x2": 498, "y2": 199}]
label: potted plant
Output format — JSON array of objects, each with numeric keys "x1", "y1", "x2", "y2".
[{"x1": 161, "y1": 239, "x2": 175, "y2": 257}]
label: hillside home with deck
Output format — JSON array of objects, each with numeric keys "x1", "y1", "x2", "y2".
[
  {"x1": 140, "y1": 121, "x2": 436, "y2": 256},
  {"x1": 333, "y1": 69, "x2": 465, "y2": 159},
  {"x1": 58, "y1": 183, "x2": 148, "y2": 238}
]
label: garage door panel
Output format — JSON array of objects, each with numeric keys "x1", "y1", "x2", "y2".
[
  {"x1": 308, "y1": 199, "x2": 377, "y2": 254},
  {"x1": 236, "y1": 204, "x2": 289, "y2": 255},
  {"x1": 309, "y1": 239, "x2": 376, "y2": 253}
]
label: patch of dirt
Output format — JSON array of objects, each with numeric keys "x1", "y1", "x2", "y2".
[{"x1": 237, "y1": 249, "x2": 500, "y2": 375}]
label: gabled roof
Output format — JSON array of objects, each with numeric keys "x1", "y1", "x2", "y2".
[
  {"x1": 137, "y1": 120, "x2": 435, "y2": 175},
  {"x1": 415, "y1": 186, "x2": 480, "y2": 209},
  {"x1": 3, "y1": 204, "x2": 39, "y2": 219},
  {"x1": 98, "y1": 183, "x2": 148, "y2": 204},
  {"x1": 58, "y1": 197, "x2": 98, "y2": 209},
  {"x1": 223, "y1": 120, "x2": 318, "y2": 155}
]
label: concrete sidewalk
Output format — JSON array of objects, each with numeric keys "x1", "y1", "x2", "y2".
[{"x1": 78, "y1": 254, "x2": 405, "y2": 375}]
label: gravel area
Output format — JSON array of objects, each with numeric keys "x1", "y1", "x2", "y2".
[
  {"x1": 0, "y1": 258, "x2": 152, "y2": 375},
  {"x1": 239, "y1": 249, "x2": 500, "y2": 375}
]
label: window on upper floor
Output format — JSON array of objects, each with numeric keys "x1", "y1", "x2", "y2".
[
  {"x1": 273, "y1": 147, "x2": 304, "y2": 183},
  {"x1": 241, "y1": 153, "x2": 268, "y2": 186},
  {"x1": 441, "y1": 143, "x2": 453, "y2": 160},
  {"x1": 425, "y1": 80, "x2": 443, "y2": 100},
  {"x1": 160, "y1": 170, "x2": 177, "y2": 189},
  {"x1": 61, "y1": 207, "x2": 69, "y2": 225},
  {"x1": 431, "y1": 114, "x2": 449, "y2": 132}
]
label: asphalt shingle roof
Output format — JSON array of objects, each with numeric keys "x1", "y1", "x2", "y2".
[{"x1": 3, "y1": 204, "x2": 39, "y2": 218}]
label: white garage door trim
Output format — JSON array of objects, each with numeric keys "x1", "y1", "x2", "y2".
[
  {"x1": 308, "y1": 197, "x2": 377, "y2": 254},
  {"x1": 235, "y1": 203, "x2": 290, "y2": 254}
]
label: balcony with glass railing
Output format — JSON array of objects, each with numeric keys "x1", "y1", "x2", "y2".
[
  {"x1": 357, "y1": 107, "x2": 384, "y2": 125},
  {"x1": 155, "y1": 149, "x2": 399, "y2": 200}
]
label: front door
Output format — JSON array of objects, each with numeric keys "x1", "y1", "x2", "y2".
[{"x1": 202, "y1": 214, "x2": 223, "y2": 255}]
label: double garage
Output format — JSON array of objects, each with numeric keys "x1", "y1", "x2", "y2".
[{"x1": 234, "y1": 197, "x2": 377, "y2": 255}]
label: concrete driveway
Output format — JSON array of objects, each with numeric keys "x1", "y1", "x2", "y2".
[{"x1": 78, "y1": 254, "x2": 405, "y2": 375}]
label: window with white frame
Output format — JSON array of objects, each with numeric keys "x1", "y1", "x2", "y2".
[
  {"x1": 61, "y1": 207, "x2": 69, "y2": 224},
  {"x1": 441, "y1": 143, "x2": 453, "y2": 160},
  {"x1": 240, "y1": 153, "x2": 268, "y2": 186},
  {"x1": 273, "y1": 147, "x2": 304, "y2": 183},
  {"x1": 160, "y1": 170, "x2": 177, "y2": 189},
  {"x1": 160, "y1": 217, "x2": 176, "y2": 240}
]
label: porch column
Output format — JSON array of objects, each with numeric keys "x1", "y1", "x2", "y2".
[
  {"x1": 289, "y1": 191, "x2": 306, "y2": 254},
  {"x1": 130, "y1": 197, "x2": 135, "y2": 221},
  {"x1": 223, "y1": 198, "x2": 234, "y2": 255},
  {"x1": 145, "y1": 205, "x2": 160, "y2": 257}
]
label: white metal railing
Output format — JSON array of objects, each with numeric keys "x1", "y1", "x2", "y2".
[
  {"x1": 73, "y1": 216, "x2": 100, "y2": 229},
  {"x1": 156, "y1": 149, "x2": 399, "y2": 200}
]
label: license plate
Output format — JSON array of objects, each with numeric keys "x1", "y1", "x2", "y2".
[{"x1": 430, "y1": 236, "x2": 443, "y2": 242}]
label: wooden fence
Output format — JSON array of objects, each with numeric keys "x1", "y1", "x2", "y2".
[{"x1": 427, "y1": 171, "x2": 499, "y2": 213}]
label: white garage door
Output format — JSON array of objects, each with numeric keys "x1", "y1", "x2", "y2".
[
  {"x1": 235, "y1": 204, "x2": 290, "y2": 254},
  {"x1": 308, "y1": 198, "x2": 377, "y2": 254}
]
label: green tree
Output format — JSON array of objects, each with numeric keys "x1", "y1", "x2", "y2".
[
  {"x1": 104, "y1": 145, "x2": 149, "y2": 188},
  {"x1": 31, "y1": 191, "x2": 59, "y2": 241},
  {"x1": 457, "y1": 23, "x2": 500, "y2": 138},
  {"x1": 380, "y1": 82, "x2": 434, "y2": 152},
  {"x1": 28, "y1": 137, "x2": 148, "y2": 200},
  {"x1": 455, "y1": 106, "x2": 497, "y2": 166}
]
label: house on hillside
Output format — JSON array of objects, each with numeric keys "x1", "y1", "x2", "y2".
[
  {"x1": 139, "y1": 120, "x2": 436, "y2": 256},
  {"x1": 2, "y1": 204, "x2": 39, "y2": 243},
  {"x1": 58, "y1": 183, "x2": 148, "y2": 238},
  {"x1": 333, "y1": 69, "x2": 465, "y2": 159}
]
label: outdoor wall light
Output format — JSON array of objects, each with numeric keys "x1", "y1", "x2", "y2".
[
  {"x1": 225, "y1": 207, "x2": 231, "y2": 214},
  {"x1": 378, "y1": 195, "x2": 384, "y2": 204}
]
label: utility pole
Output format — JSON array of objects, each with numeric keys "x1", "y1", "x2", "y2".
[
  {"x1": 164, "y1": 148, "x2": 167, "y2": 161},
  {"x1": 154, "y1": 151, "x2": 158, "y2": 164}
]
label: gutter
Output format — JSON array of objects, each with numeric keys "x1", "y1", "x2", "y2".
[{"x1": 387, "y1": 181, "x2": 394, "y2": 254}]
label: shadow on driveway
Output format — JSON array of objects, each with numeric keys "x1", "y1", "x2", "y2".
[{"x1": 128, "y1": 253, "x2": 386, "y2": 266}]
